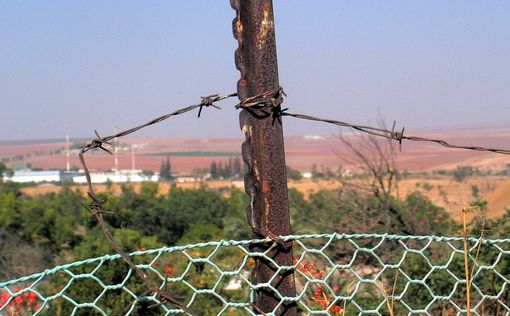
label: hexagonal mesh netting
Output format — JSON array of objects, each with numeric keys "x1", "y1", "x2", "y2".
[{"x1": 1, "y1": 233, "x2": 509, "y2": 315}]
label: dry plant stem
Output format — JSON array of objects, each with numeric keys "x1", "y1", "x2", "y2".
[
  {"x1": 461, "y1": 208, "x2": 471, "y2": 316},
  {"x1": 75, "y1": 96, "x2": 247, "y2": 316},
  {"x1": 470, "y1": 217, "x2": 486, "y2": 286},
  {"x1": 380, "y1": 270, "x2": 399, "y2": 316},
  {"x1": 341, "y1": 280, "x2": 356, "y2": 316},
  {"x1": 389, "y1": 270, "x2": 399, "y2": 315}
]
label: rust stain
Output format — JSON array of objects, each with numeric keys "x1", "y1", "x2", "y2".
[
  {"x1": 257, "y1": 7, "x2": 273, "y2": 49},
  {"x1": 264, "y1": 195, "x2": 270, "y2": 226},
  {"x1": 235, "y1": 18, "x2": 244, "y2": 45},
  {"x1": 262, "y1": 180, "x2": 270, "y2": 193}
]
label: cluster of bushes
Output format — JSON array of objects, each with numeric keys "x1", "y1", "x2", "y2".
[
  {"x1": 1, "y1": 180, "x2": 509, "y2": 314},
  {"x1": 431, "y1": 164, "x2": 510, "y2": 181}
]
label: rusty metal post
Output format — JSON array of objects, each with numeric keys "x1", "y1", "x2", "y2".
[{"x1": 231, "y1": 0, "x2": 297, "y2": 315}]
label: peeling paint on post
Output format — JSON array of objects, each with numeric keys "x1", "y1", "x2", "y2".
[{"x1": 231, "y1": 0, "x2": 297, "y2": 315}]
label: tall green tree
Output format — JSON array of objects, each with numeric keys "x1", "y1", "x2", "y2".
[
  {"x1": 210, "y1": 161, "x2": 218, "y2": 179},
  {"x1": 0, "y1": 162, "x2": 13, "y2": 182},
  {"x1": 159, "y1": 157, "x2": 172, "y2": 181},
  {"x1": 232, "y1": 157, "x2": 242, "y2": 179}
]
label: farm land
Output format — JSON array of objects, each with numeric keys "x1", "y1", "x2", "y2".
[{"x1": 2, "y1": 127, "x2": 510, "y2": 221}]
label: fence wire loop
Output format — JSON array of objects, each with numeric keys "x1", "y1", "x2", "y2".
[{"x1": 235, "y1": 86, "x2": 286, "y2": 110}]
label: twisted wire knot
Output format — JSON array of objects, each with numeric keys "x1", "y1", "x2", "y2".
[
  {"x1": 236, "y1": 86, "x2": 286, "y2": 110},
  {"x1": 198, "y1": 94, "x2": 222, "y2": 118}
]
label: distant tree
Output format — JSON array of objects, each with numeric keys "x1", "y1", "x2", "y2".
[
  {"x1": 286, "y1": 165, "x2": 303, "y2": 181},
  {"x1": 471, "y1": 184, "x2": 480, "y2": 199},
  {"x1": 210, "y1": 161, "x2": 218, "y2": 180},
  {"x1": 311, "y1": 164, "x2": 322, "y2": 179},
  {"x1": 159, "y1": 159, "x2": 167, "y2": 180},
  {"x1": 142, "y1": 170, "x2": 154, "y2": 177},
  {"x1": 218, "y1": 161, "x2": 226, "y2": 179},
  {"x1": 453, "y1": 166, "x2": 474, "y2": 182},
  {"x1": 159, "y1": 157, "x2": 173, "y2": 181},
  {"x1": 232, "y1": 157, "x2": 242, "y2": 179},
  {"x1": 0, "y1": 162, "x2": 13, "y2": 182},
  {"x1": 226, "y1": 158, "x2": 233, "y2": 179}
]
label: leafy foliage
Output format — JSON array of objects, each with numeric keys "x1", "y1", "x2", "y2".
[{"x1": 1, "y1": 178, "x2": 510, "y2": 314}]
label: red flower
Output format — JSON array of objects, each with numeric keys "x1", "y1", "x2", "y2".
[
  {"x1": 24, "y1": 292, "x2": 38, "y2": 306},
  {"x1": 165, "y1": 265, "x2": 173, "y2": 276},
  {"x1": 0, "y1": 293, "x2": 11, "y2": 307},
  {"x1": 330, "y1": 305, "x2": 342, "y2": 314}
]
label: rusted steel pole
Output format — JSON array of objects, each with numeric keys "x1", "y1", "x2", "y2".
[{"x1": 231, "y1": 0, "x2": 297, "y2": 315}]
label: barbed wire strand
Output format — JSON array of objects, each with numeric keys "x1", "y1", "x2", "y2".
[
  {"x1": 235, "y1": 87, "x2": 510, "y2": 156},
  {"x1": 78, "y1": 93, "x2": 239, "y2": 316},
  {"x1": 283, "y1": 112, "x2": 510, "y2": 155}
]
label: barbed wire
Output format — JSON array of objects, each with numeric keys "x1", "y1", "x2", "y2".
[
  {"x1": 234, "y1": 86, "x2": 510, "y2": 156},
  {"x1": 78, "y1": 92, "x2": 241, "y2": 316},
  {"x1": 283, "y1": 112, "x2": 510, "y2": 155}
]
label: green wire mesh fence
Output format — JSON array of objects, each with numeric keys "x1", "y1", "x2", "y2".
[{"x1": 1, "y1": 233, "x2": 509, "y2": 316}]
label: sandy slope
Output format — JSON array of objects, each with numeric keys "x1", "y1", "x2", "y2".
[{"x1": 483, "y1": 178, "x2": 510, "y2": 219}]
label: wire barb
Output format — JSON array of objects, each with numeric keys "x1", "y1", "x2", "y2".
[{"x1": 198, "y1": 94, "x2": 224, "y2": 118}]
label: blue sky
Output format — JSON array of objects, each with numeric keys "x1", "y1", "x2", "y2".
[{"x1": 1, "y1": 1, "x2": 509, "y2": 140}]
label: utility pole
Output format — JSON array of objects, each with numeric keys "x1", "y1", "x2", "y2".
[
  {"x1": 65, "y1": 133, "x2": 70, "y2": 172},
  {"x1": 232, "y1": 1, "x2": 297, "y2": 315}
]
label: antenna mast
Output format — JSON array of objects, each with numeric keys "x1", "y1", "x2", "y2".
[{"x1": 65, "y1": 126, "x2": 70, "y2": 172}]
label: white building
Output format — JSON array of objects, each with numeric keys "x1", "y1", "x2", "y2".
[
  {"x1": 6, "y1": 170, "x2": 82, "y2": 183},
  {"x1": 72, "y1": 170, "x2": 158, "y2": 184},
  {"x1": 301, "y1": 172, "x2": 313, "y2": 179}
]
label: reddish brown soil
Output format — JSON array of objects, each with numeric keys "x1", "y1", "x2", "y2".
[{"x1": 2, "y1": 128, "x2": 510, "y2": 174}]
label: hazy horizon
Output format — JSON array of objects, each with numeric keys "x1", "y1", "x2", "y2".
[{"x1": 2, "y1": 1, "x2": 509, "y2": 141}]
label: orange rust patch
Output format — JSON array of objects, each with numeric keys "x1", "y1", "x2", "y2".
[
  {"x1": 257, "y1": 6, "x2": 273, "y2": 49},
  {"x1": 235, "y1": 17, "x2": 244, "y2": 44},
  {"x1": 262, "y1": 180, "x2": 270, "y2": 193}
]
